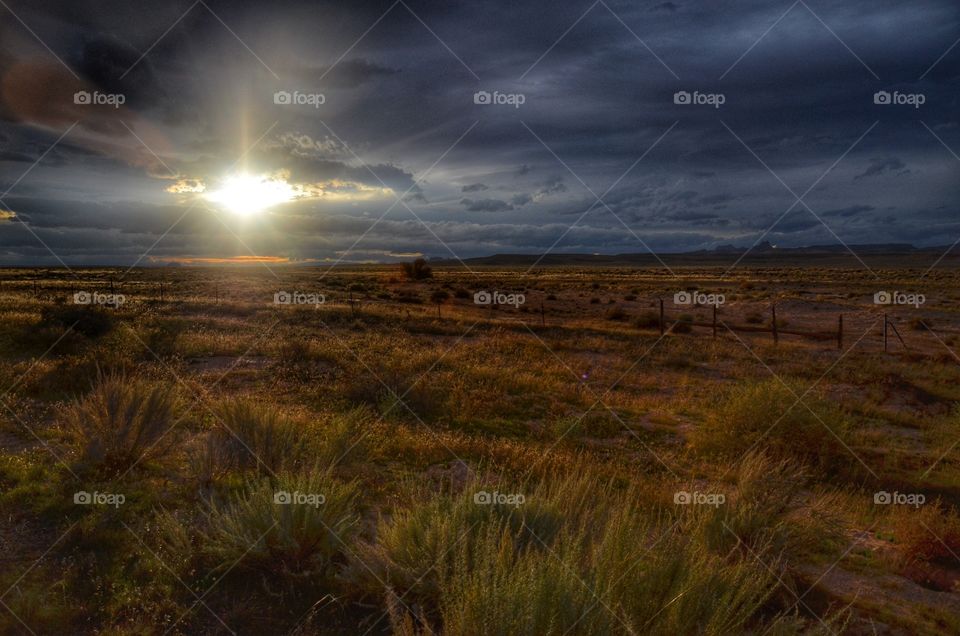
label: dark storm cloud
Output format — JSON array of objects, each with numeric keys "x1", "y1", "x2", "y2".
[
  {"x1": 854, "y1": 157, "x2": 909, "y2": 180},
  {"x1": 296, "y1": 59, "x2": 400, "y2": 89},
  {"x1": 823, "y1": 204, "x2": 876, "y2": 218},
  {"x1": 650, "y1": 3, "x2": 679, "y2": 13},
  {"x1": 461, "y1": 198, "x2": 513, "y2": 212},
  {"x1": 0, "y1": 0, "x2": 958, "y2": 264}
]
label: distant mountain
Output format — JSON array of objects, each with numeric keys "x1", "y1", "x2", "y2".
[{"x1": 428, "y1": 243, "x2": 954, "y2": 267}]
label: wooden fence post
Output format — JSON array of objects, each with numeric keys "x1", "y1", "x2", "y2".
[
  {"x1": 540, "y1": 300, "x2": 545, "y2": 327},
  {"x1": 771, "y1": 303, "x2": 779, "y2": 345},
  {"x1": 883, "y1": 313, "x2": 888, "y2": 353},
  {"x1": 659, "y1": 298, "x2": 664, "y2": 336}
]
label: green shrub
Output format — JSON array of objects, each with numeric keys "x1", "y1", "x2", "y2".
[
  {"x1": 689, "y1": 378, "x2": 856, "y2": 477},
  {"x1": 373, "y1": 478, "x2": 807, "y2": 635},
  {"x1": 207, "y1": 401, "x2": 308, "y2": 476},
  {"x1": 64, "y1": 374, "x2": 183, "y2": 474},
  {"x1": 199, "y1": 469, "x2": 360, "y2": 582}
]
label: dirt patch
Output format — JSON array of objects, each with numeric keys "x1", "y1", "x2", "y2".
[{"x1": 186, "y1": 355, "x2": 271, "y2": 373}]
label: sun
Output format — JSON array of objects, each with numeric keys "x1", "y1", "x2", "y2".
[{"x1": 204, "y1": 173, "x2": 298, "y2": 216}]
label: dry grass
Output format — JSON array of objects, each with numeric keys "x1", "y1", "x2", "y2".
[{"x1": 1, "y1": 265, "x2": 958, "y2": 634}]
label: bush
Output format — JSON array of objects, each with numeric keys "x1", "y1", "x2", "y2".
[
  {"x1": 207, "y1": 401, "x2": 309, "y2": 476},
  {"x1": 633, "y1": 311, "x2": 660, "y2": 330},
  {"x1": 689, "y1": 378, "x2": 857, "y2": 477},
  {"x1": 401, "y1": 258, "x2": 433, "y2": 281},
  {"x1": 693, "y1": 451, "x2": 845, "y2": 562},
  {"x1": 40, "y1": 303, "x2": 115, "y2": 338},
  {"x1": 198, "y1": 469, "x2": 360, "y2": 582},
  {"x1": 604, "y1": 305, "x2": 628, "y2": 321},
  {"x1": 358, "y1": 470, "x2": 818, "y2": 635},
  {"x1": 64, "y1": 374, "x2": 183, "y2": 474}
]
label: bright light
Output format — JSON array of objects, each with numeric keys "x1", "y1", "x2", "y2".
[{"x1": 205, "y1": 174, "x2": 298, "y2": 216}]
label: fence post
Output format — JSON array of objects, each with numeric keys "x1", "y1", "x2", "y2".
[
  {"x1": 771, "y1": 303, "x2": 778, "y2": 345},
  {"x1": 883, "y1": 313, "x2": 888, "y2": 352},
  {"x1": 540, "y1": 300, "x2": 545, "y2": 327},
  {"x1": 837, "y1": 314, "x2": 843, "y2": 351},
  {"x1": 659, "y1": 298, "x2": 664, "y2": 336}
]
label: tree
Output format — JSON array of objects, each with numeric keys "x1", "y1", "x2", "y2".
[{"x1": 401, "y1": 258, "x2": 432, "y2": 280}]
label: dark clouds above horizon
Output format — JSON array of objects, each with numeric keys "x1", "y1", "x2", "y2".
[{"x1": 0, "y1": 0, "x2": 958, "y2": 265}]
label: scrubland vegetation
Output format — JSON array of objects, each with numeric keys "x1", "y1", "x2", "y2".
[{"x1": 1, "y1": 265, "x2": 959, "y2": 634}]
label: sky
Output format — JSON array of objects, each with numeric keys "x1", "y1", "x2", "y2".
[{"x1": 0, "y1": 0, "x2": 958, "y2": 266}]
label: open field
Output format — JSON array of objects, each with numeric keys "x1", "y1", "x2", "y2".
[{"x1": 1, "y1": 264, "x2": 960, "y2": 635}]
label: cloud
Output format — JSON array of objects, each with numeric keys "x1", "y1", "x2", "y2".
[
  {"x1": 854, "y1": 158, "x2": 909, "y2": 180},
  {"x1": 534, "y1": 176, "x2": 566, "y2": 200},
  {"x1": 461, "y1": 198, "x2": 513, "y2": 212},
  {"x1": 823, "y1": 204, "x2": 875, "y2": 217},
  {"x1": 461, "y1": 183, "x2": 488, "y2": 192},
  {"x1": 300, "y1": 58, "x2": 400, "y2": 88}
]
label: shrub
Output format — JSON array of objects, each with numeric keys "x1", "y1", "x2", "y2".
[
  {"x1": 633, "y1": 311, "x2": 661, "y2": 330},
  {"x1": 888, "y1": 501, "x2": 960, "y2": 566},
  {"x1": 198, "y1": 469, "x2": 360, "y2": 582},
  {"x1": 40, "y1": 302, "x2": 115, "y2": 338},
  {"x1": 64, "y1": 374, "x2": 182, "y2": 474},
  {"x1": 604, "y1": 305, "x2": 628, "y2": 321},
  {"x1": 689, "y1": 378, "x2": 856, "y2": 477},
  {"x1": 693, "y1": 451, "x2": 844, "y2": 562},
  {"x1": 364, "y1": 472, "x2": 813, "y2": 635},
  {"x1": 401, "y1": 258, "x2": 433, "y2": 281},
  {"x1": 208, "y1": 401, "x2": 309, "y2": 476},
  {"x1": 345, "y1": 472, "x2": 598, "y2": 608}
]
